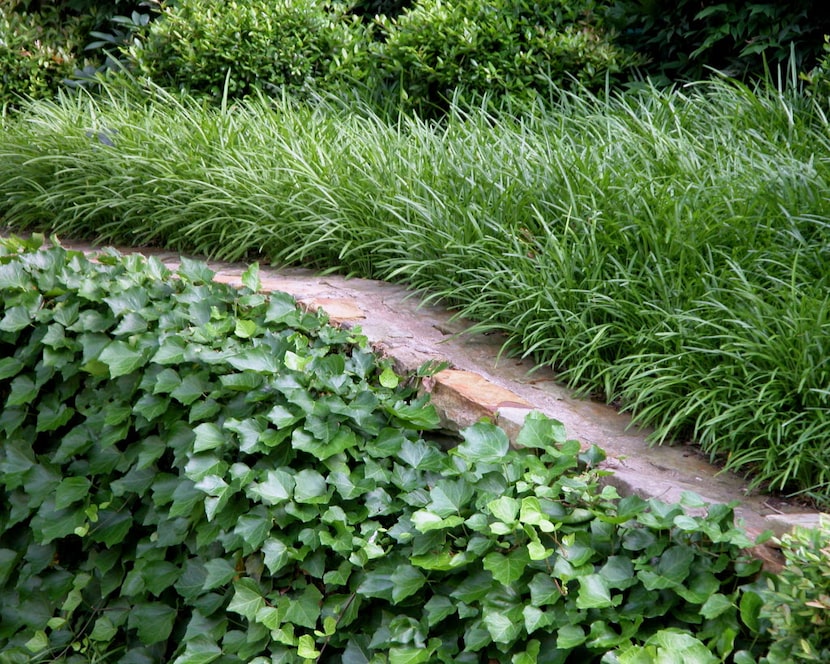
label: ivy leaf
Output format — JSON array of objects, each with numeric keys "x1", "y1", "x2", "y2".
[
  {"x1": 739, "y1": 590, "x2": 763, "y2": 633},
  {"x1": 576, "y1": 574, "x2": 615, "y2": 609},
  {"x1": 0, "y1": 356, "x2": 23, "y2": 379},
  {"x1": 487, "y1": 496, "x2": 520, "y2": 525},
  {"x1": 235, "y1": 319, "x2": 259, "y2": 339},
  {"x1": 513, "y1": 640, "x2": 542, "y2": 664},
  {"x1": 293, "y1": 469, "x2": 328, "y2": 504},
  {"x1": 284, "y1": 584, "x2": 323, "y2": 629},
  {"x1": 428, "y1": 479, "x2": 474, "y2": 518},
  {"x1": 171, "y1": 373, "x2": 208, "y2": 405},
  {"x1": 379, "y1": 367, "x2": 399, "y2": 389},
  {"x1": 515, "y1": 411, "x2": 567, "y2": 450},
  {"x1": 483, "y1": 549, "x2": 530, "y2": 586},
  {"x1": 128, "y1": 602, "x2": 177, "y2": 645},
  {"x1": 390, "y1": 565, "x2": 426, "y2": 603},
  {"x1": 203, "y1": 558, "x2": 236, "y2": 590},
  {"x1": 556, "y1": 624, "x2": 586, "y2": 650},
  {"x1": 293, "y1": 426, "x2": 360, "y2": 461},
  {"x1": 262, "y1": 538, "x2": 294, "y2": 574},
  {"x1": 0, "y1": 261, "x2": 29, "y2": 290},
  {"x1": 249, "y1": 469, "x2": 295, "y2": 505},
  {"x1": 297, "y1": 634, "x2": 321, "y2": 659},
  {"x1": 454, "y1": 422, "x2": 509, "y2": 463},
  {"x1": 89, "y1": 616, "x2": 118, "y2": 643},
  {"x1": 193, "y1": 423, "x2": 226, "y2": 453},
  {"x1": 151, "y1": 335, "x2": 187, "y2": 364},
  {"x1": 234, "y1": 507, "x2": 272, "y2": 552},
  {"x1": 241, "y1": 263, "x2": 261, "y2": 292},
  {"x1": 483, "y1": 611, "x2": 522, "y2": 644},
  {"x1": 642, "y1": 629, "x2": 719, "y2": 664},
  {"x1": 388, "y1": 397, "x2": 441, "y2": 429},
  {"x1": 598, "y1": 556, "x2": 636, "y2": 590},
  {"x1": 700, "y1": 593, "x2": 734, "y2": 619},
  {"x1": 171, "y1": 635, "x2": 222, "y2": 664},
  {"x1": 226, "y1": 348, "x2": 280, "y2": 373},
  {"x1": 523, "y1": 605, "x2": 554, "y2": 635},
  {"x1": 54, "y1": 477, "x2": 91, "y2": 510},
  {"x1": 357, "y1": 569, "x2": 394, "y2": 601},
  {"x1": 397, "y1": 438, "x2": 445, "y2": 471},
  {"x1": 99, "y1": 340, "x2": 145, "y2": 378},
  {"x1": 451, "y1": 570, "x2": 494, "y2": 604},
  {"x1": 424, "y1": 595, "x2": 456, "y2": 627},
  {"x1": 7, "y1": 374, "x2": 37, "y2": 406},
  {"x1": 228, "y1": 578, "x2": 266, "y2": 622},
  {"x1": 639, "y1": 545, "x2": 695, "y2": 590},
  {"x1": 529, "y1": 573, "x2": 563, "y2": 607},
  {"x1": 178, "y1": 257, "x2": 215, "y2": 284},
  {"x1": 389, "y1": 647, "x2": 432, "y2": 664},
  {"x1": 411, "y1": 510, "x2": 464, "y2": 532},
  {"x1": 265, "y1": 292, "x2": 299, "y2": 324}
]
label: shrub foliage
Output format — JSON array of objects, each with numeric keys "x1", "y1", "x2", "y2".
[
  {"x1": 602, "y1": 0, "x2": 830, "y2": 83},
  {"x1": 126, "y1": 0, "x2": 371, "y2": 100},
  {"x1": 0, "y1": 6, "x2": 87, "y2": 108},
  {"x1": 376, "y1": 0, "x2": 640, "y2": 112},
  {"x1": 0, "y1": 236, "x2": 779, "y2": 662}
]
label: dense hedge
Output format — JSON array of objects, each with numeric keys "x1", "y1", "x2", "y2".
[
  {"x1": 0, "y1": 235, "x2": 799, "y2": 663},
  {"x1": 6, "y1": 0, "x2": 830, "y2": 110},
  {"x1": 376, "y1": 0, "x2": 639, "y2": 113},
  {"x1": 0, "y1": 6, "x2": 87, "y2": 108},
  {"x1": 126, "y1": 0, "x2": 372, "y2": 101}
]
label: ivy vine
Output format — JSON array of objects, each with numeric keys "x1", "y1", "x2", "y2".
[{"x1": 0, "y1": 236, "x2": 773, "y2": 663}]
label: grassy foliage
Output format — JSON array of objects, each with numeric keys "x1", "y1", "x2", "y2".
[
  {"x1": 0, "y1": 80, "x2": 828, "y2": 503},
  {"x1": 0, "y1": 236, "x2": 778, "y2": 662}
]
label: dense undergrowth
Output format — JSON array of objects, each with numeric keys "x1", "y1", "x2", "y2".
[
  {"x1": 1, "y1": 79, "x2": 828, "y2": 503},
  {"x1": 4, "y1": 235, "x2": 829, "y2": 663}
]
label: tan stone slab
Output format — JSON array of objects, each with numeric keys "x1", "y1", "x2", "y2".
[
  {"x1": 302, "y1": 298, "x2": 365, "y2": 322},
  {"x1": 423, "y1": 369, "x2": 532, "y2": 430},
  {"x1": 212, "y1": 273, "x2": 243, "y2": 287}
]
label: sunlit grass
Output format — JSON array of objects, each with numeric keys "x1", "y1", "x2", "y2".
[{"x1": 1, "y1": 80, "x2": 828, "y2": 502}]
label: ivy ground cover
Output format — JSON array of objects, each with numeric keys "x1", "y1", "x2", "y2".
[{"x1": 0, "y1": 235, "x2": 793, "y2": 663}]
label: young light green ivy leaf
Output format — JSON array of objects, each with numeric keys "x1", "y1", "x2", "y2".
[
  {"x1": 227, "y1": 578, "x2": 266, "y2": 622},
  {"x1": 98, "y1": 340, "x2": 145, "y2": 378},
  {"x1": 454, "y1": 422, "x2": 509, "y2": 463},
  {"x1": 379, "y1": 366, "x2": 399, "y2": 389},
  {"x1": 483, "y1": 549, "x2": 530, "y2": 586},
  {"x1": 576, "y1": 574, "x2": 616, "y2": 609},
  {"x1": 241, "y1": 262, "x2": 261, "y2": 292},
  {"x1": 515, "y1": 410, "x2": 568, "y2": 450}
]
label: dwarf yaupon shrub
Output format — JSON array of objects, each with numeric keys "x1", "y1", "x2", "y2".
[
  {"x1": 377, "y1": 0, "x2": 641, "y2": 113},
  {"x1": 125, "y1": 0, "x2": 371, "y2": 100},
  {"x1": 0, "y1": 235, "x2": 777, "y2": 663},
  {"x1": 0, "y1": 6, "x2": 88, "y2": 108}
]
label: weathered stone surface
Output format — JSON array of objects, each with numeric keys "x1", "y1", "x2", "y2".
[
  {"x1": 422, "y1": 369, "x2": 532, "y2": 430},
  {"x1": 301, "y1": 298, "x2": 365, "y2": 322},
  {"x1": 764, "y1": 512, "x2": 829, "y2": 539}
]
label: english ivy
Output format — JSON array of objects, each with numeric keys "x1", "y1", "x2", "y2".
[{"x1": 0, "y1": 235, "x2": 775, "y2": 663}]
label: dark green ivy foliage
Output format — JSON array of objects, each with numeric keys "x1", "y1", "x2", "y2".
[{"x1": 0, "y1": 236, "x2": 773, "y2": 663}]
